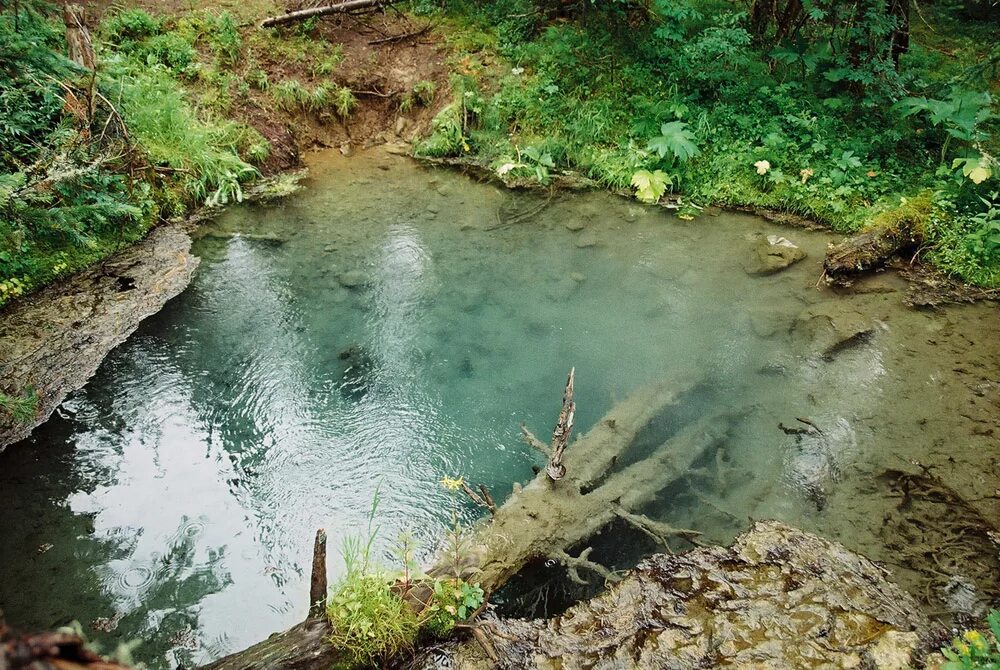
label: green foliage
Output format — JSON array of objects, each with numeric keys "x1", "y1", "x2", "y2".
[
  {"x1": 0, "y1": 1, "x2": 263, "y2": 305},
  {"x1": 646, "y1": 121, "x2": 700, "y2": 165},
  {"x1": 631, "y1": 169, "x2": 671, "y2": 203},
  {"x1": 423, "y1": 579, "x2": 485, "y2": 637},
  {"x1": 940, "y1": 610, "x2": 1000, "y2": 670},
  {"x1": 428, "y1": 0, "x2": 999, "y2": 284},
  {"x1": 0, "y1": 388, "x2": 39, "y2": 424},
  {"x1": 210, "y1": 12, "x2": 242, "y2": 65}
]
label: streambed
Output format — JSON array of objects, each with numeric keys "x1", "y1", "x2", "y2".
[{"x1": 0, "y1": 149, "x2": 997, "y2": 668}]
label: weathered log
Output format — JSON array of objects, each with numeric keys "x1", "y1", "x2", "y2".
[
  {"x1": 1, "y1": 618, "x2": 131, "y2": 670},
  {"x1": 200, "y1": 371, "x2": 728, "y2": 669},
  {"x1": 260, "y1": 0, "x2": 394, "y2": 28},
  {"x1": 823, "y1": 220, "x2": 921, "y2": 283}
]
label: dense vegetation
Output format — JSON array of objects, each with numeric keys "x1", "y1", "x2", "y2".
[
  {"x1": 1, "y1": 0, "x2": 998, "y2": 309},
  {"x1": 414, "y1": 0, "x2": 999, "y2": 284},
  {"x1": 0, "y1": 2, "x2": 265, "y2": 306}
]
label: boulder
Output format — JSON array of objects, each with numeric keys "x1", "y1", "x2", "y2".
[
  {"x1": 575, "y1": 231, "x2": 599, "y2": 248},
  {"x1": 746, "y1": 234, "x2": 807, "y2": 276}
]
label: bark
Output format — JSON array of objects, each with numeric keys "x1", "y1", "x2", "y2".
[
  {"x1": 62, "y1": 4, "x2": 95, "y2": 70},
  {"x1": 308, "y1": 530, "x2": 327, "y2": 619},
  {"x1": 260, "y1": 0, "x2": 395, "y2": 28},
  {"x1": 823, "y1": 220, "x2": 921, "y2": 284}
]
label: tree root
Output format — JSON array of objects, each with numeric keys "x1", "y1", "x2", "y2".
[{"x1": 549, "y1": 548, "x2": 621, "y2": 585}]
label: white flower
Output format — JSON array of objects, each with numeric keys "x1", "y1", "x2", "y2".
[
  {"x1": 511, "y1": 67, "x2": 524, "y2": 75},
  {"x1": 754, "y1": 160, "x2": 771, "y2": 175}
]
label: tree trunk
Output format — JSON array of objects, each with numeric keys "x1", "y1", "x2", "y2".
[
  {"x1": 62, "y1": 4, "x2": 95, "y2": 70},
  {"x1": 260, "y1": 0, "x2": 393, "y2": 28}
]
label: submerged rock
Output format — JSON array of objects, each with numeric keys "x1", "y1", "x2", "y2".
[
  {"x1": 564, "y1": 220, "x2": 586, "y2": 231},
  {"x1": 746, "y1": 234, "x2": 807, "y2": 275},
  {"x1": 337, "y1": 270, "x2": 369, "y2": 289},
  {"x1": 408, "y1": 522, "x2": 934, "y2": 670},
  {"x1": 575, "y1": 231, "x2": 599, "y2": 248}
]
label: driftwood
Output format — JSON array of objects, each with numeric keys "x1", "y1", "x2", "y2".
[
  {"x1": 260, "y1": 0, "x2": 396, "y2": 28},
  {"x1": 200, "y1": 370, "x2": 731, "y2": 669},
  {"x1": 823, "y1": 221, "x2": 922, "y2": 283}
]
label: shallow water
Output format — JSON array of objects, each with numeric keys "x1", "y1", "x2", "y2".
[{"x1": 1, "y1": 149, "x2": 998, "y2": 667}]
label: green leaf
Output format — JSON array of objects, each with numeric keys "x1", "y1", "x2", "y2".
[
  {"x1": 646, "y1": 121, "x2": 700, "y2": 163},
  {"x1": 631, "y1": 169, "x2": 670, "y2": 204}
]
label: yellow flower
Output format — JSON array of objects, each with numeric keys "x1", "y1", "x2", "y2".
[
  {"x1": 954, "y1": 641, "x2": 970, "y2": 655},
  {"x1": 440, "y1": 476, "x2": 464, "y2": 491},
  {"x1": 963, "y1": 630, "x2": 986, "y2": 650},
  {"x1": 800, "y1": 168, "x2": 814, "y2": 183},
  {"x1": 754, "y1": 160, "x2": 771, "y2": 175}
]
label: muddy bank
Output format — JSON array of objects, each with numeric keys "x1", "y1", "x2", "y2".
[
  {"x1": 406, "y1": 521, "x2": 939, "y2": 670},
  {"x1": 0, "y1": 225, "x2": 199, "y2": 451}
]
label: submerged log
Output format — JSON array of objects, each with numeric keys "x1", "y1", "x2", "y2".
[
  {"x1": 260, "y1": 0, "x2": 395, "y2": 28},
  {"x1": 201, "y1": 370, "x2": 730, "y2": 669}
]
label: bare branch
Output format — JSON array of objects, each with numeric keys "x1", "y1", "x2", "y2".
[
  {"x1": 550, "y1": 547, "x2": 620, "y2": 585},
  {"x1": 546, "y1": 367, "x2": 575, "y2": 481},
  {"x1": 614, "y1": 507, "x2": 704, "y2": 550},
  {"x1": 520, "y1": 422, "x2": 550, "y2": 456},
  {"x1": 261, "y1": 0, "x2": 395, "y2": 28}
]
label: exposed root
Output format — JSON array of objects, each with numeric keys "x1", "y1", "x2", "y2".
[{"x1": 520, "y1": 423, "x2": 550, "y2": 456}]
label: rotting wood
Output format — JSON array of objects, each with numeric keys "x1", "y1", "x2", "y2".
[
  {"x1": 260, "y1": 0, "x2": 396, "y2": 28},
  {"x1": 308, "y1": 529, "x2": 327, "y2": 618},
  {"x1": 823, "y1": 221, "x2": 922, "y2": 284},
  {"x1": 63, "y1": 4, "x2": 95, "y2": 70}
]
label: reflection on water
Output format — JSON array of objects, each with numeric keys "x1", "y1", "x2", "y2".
[{"x1": 1, "y1": 149, "x2": 998, "y2": 666}]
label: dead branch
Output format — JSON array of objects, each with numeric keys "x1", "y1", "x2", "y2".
[
  {"x1": 550, "y1": 547, "x2": 620, "y2": 585},
  {"x1": 546, "y1": 367, "x2": 575, "y2": 481},
  {"x1": 461, "y1": 482, "x2": 496, "y2": 516},
  {"x1": 614, "y1": 507, "x2": 704, "y2": 549},
  {"x1": 520, "y1": 423, "x2": 550, "y2": 456},
  {"x1": 309, "y1": 529, "x2": 327, "y2": 618},
  {"x1": 368, "y1": 25, "x2": 430, "y2": 45},
  {"x1": 260, "y1": 0, "x2": 395, "y2": 28}
]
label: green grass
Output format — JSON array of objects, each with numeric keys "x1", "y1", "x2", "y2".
[{"x1": 0, "y1": 389, "x2": 39, "y2": 424}]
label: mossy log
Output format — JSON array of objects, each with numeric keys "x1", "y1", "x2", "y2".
[
  {"x1": 823, "y1": 199, "x2": 931, "y2": 283},
  {"x1": 200, "y1": 371, "x2": 732, "y2": 669}
]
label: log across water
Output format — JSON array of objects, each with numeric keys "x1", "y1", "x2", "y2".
[{"x1": 201, "y1": 371, "x2": 734, "y2": 669}]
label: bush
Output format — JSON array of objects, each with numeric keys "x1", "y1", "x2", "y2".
[{"x1": 940, "y1": 610, "x2": 1000, "y2": 669}]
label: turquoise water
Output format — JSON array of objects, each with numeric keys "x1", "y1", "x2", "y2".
[{"x1": 1, "y1": 149, "x2": 997, "y2": 667}]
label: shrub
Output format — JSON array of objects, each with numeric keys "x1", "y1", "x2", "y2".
[{"x1": 940, "y1": 610, "x2": 1000, "y2": 669}]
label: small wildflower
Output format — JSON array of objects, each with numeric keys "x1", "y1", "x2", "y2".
[
  {"x1": 440, "y1": 476, "x2": 464, "y2": 491},
  {"x1": 800, "y1": 168, "x2": 814, "y2": 183},
  {"x1": 444, "y1": 605, "x2": 457, "y2": 615},
  {"x1": 954, "y1": 641, "x2": 970, "y2": 655},
  {"x1": 511, "y1": 67, "x2": 524, "y2": 75},
  {"x1": 963, "y1": 630, "x2": 986, "y2": 650},
  {"x1": 754, "y1": 160, "x2": 771, "y2": 175},
  {"x1": 866, "y1": 170, "x2": 877, "y2": 178}
]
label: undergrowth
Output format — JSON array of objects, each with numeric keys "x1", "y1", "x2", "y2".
[
  {"x1": 0, "y1": 2, "x2": 268, "y2": 307},
  {"x1": 325, "y1": 484, "x2": 485, "y2": 668},
  {"x1": 412, "y1": 0, "x2": 999, "y2": 285}
]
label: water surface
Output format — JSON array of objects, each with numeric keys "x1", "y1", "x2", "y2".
[{"x1": 1, "y1": 149, "x2": 998, "y2": 667}]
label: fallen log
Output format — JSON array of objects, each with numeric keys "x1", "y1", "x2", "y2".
[
  {"x1": 823, "y1": 199, "x2": 930, "y2": 284},
  {"x1": 201, "y1": 370, "x2": 732, "y2": 669},
  {"x1": 260, "y1": 0, "x2": 395, "y2": 28}
]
